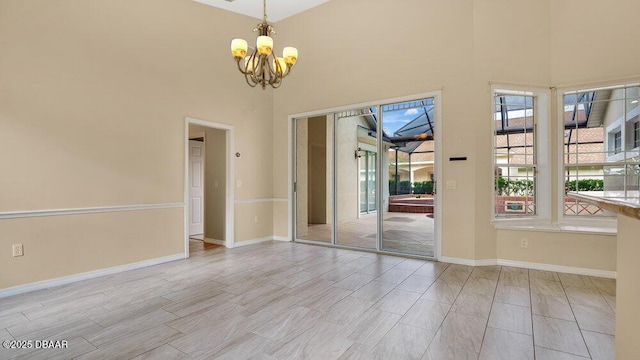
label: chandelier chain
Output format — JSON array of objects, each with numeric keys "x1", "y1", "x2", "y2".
[{"x1": 263, "y1": 0, "x2": 267, "y2": 22}]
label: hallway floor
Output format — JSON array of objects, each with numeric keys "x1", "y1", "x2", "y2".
[{"x1": 0, "y1": 241, "x2": 615, "y2": 359}]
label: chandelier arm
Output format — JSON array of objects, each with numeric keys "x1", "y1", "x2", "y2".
[
  {"x1": 270, "y1": 80, "x2": 282, "y2": 89},
  {"x1": 244, "y1": 71, "x2": 258, "y2": 87},
  {"x1": 235, "y1": 58, "x2": 249, "y2": 75},
  {"x1": 255, "y1": 56, "x2": 265, "y2": 82},
  {"x1": 249, "y1": 68, "x2": 259, "y2": 86},
  {"x1": 247, "y1": 50, "x2": 261, "y2": 86},
  {"x1": 269, "y1": 70, "x2": 282, "y2": 86},
  {"x1": 265, "y1": 53, "x2": 277, "y2": 79}
]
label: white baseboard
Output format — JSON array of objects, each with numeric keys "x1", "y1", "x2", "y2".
[
  {"x1": 474, "y1": 259, "x2": 500, "y2": 267},
  {"x1": 439, "y1": 257, "x2": 616, "y2": 279},
  {"x1": 231, "y1": 236, "x2": 291, "y2": 247},
  {"x1": 439, "y1": 257, "x2": 498, "y2": 267},
  {"x1": 232, "y1": 236, "x2": 276, "y2": 248},
  {"x1": 204, "y1": 238, "x2": 225, "y2": 246},
  {"x1": 0, "y1": 253, "x2": 184, "y2": 299},
  {"x1": 496, "y1": 259, "x2": 616, "y2": 279}
]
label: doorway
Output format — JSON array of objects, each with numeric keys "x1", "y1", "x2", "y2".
[
  {"x1": 188, "y1": 138, "x2": 205, "y2": 239},
  {"x1": 292, "y1": 93, "x2": 441, "y2": 259},
  {"x1": 184, "y1": 117, "x2": 235, "y2": 257}
]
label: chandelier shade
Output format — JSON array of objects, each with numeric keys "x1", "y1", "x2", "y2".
[{"x1": 230, "y1": 0, "x2": 298, "y2": 89}]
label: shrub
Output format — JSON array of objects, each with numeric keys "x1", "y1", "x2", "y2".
[
  {"x1": 413, "y1": 181, "x2": 433, "y2": 194},
  {"x1": 564, "y1": 179, "x2": 604, "y2": 192},
  {"x1": 389, "y1": 180, "x2": 412, "y2": 195},
  {"x1": 495, "y1": 177, "x2": 534, "y2": 196},
  {"x1": 495, "y1": 177, "x2": 604, "y2": 196}
]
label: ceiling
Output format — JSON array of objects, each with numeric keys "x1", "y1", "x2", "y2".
[{"x1": 194, "y1": 0, "x2": 331, "y2": 22}]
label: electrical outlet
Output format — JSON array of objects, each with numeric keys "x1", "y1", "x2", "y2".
[
  {"x1": 254, "y1": 216, "x2": 259, "y2": 223},
  {"x1": 12, "y1": 244, "x2": 24, "y2": 257},
  {"x1": 236, "y1": 180, "x2": 243, "y2": 188},
  {"x1": 520, "y1": 238, "x2": 528, "y2": 248}
]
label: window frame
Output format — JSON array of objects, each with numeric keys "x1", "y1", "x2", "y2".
[
  {"x1": 555, "y1": 82, "x2": 640, "y2": 228},
  {"x1": 491, "y1": 85, "x2": 551, "y2": 226}
]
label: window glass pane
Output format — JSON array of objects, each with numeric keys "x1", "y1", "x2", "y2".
[
  {"x1": 494, "y1": 92, "x2": 536, "y2": 217},
  {"x1": 295, "y1": 116, "x2": 333, "y2": 242},
  {"x1": 495, "y1": 167, "x2": 536, "y2": 216},
  {"x1": 382, "y1": 98, "x2": 435, "y2": 257},
  {"x1": 336, "y1": 110, "x2": 377, "y2": 249}
]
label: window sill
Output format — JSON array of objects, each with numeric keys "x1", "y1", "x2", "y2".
[{"x1": 492, "y1": 218, "x2": 617, "y2": 235}]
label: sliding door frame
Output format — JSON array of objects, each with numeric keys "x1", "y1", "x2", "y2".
[{"x1": 289, "y1": 91, "x2": 442, "y2": 260}]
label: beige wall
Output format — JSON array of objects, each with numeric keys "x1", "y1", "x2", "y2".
[
  {"x1": 550, "y1": 0, "x2": 640, "y2": 86},
  {"x1": 273, "y1": 0, "x2": 640, "y2": 269},
  {"x1": 234, "y1": 202, "x2": 274, "y2": 243},
  {"x1": 0, "y1": 0, "x2": 274, "y2": 290},
  {"x1": 3, "y1": 0, "x2": 639, "y2": 290},
  {"x1": 496, "y1": 230, "x2": 616, "y2": 271},
  {"x1": 0, "y1": 208, "x2": 183, "y2": 289},
  {"x1": 190, "y1": 125, "x2": 226, "y2": 241}
]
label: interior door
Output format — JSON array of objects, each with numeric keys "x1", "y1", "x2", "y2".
[{"x1": 189, "y1": 140, "x2": 205, "y2": 236}]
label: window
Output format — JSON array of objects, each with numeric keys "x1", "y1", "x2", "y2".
[
  {"x1": 562, "y1": 84, "x2": 640, "y2": 217},
  {"x1": 493, "y1": 91, "x2": 537, "y2": 217},
  {"x1": 634, "y1": 122, "x2": 639, "y2": 149},
  {"x1": 358, "y1": 149, "x2": 376, "y2": 214},
  {"x1": 613, "y1": 131, "x2": 622, "y2": 154}
]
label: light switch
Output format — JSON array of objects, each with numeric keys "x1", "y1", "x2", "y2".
[
  {"x1": 446, "y1": 180, "x2": 457, "y2": 190},
  {"x1": 236, "y1": 180, "x2": 242, "y2": 188}
]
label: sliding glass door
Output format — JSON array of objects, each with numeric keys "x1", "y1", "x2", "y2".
[
  {"x1": 293, "y1": 96, "x2": 438, "y2": 258},
  {"x1": 380, "y1": 99, "x2": 436, "y2": 257}
]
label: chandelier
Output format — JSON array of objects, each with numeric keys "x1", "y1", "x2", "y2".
[{"x1": 230, "y1": 0, "x2": 298, "y2": 89}]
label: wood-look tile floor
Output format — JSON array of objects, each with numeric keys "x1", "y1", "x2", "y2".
[{"x1": 0, "y1": 241, "x2": 615, "y2": 359}]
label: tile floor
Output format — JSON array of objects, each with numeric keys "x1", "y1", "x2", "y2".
[{"x1": 0, "y1": 240, "x2": 615, "y2": 359}]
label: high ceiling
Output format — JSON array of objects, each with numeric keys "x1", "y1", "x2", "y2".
[{"x1": 194, "y1": 0, "x2": 331, "y2": 22}]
